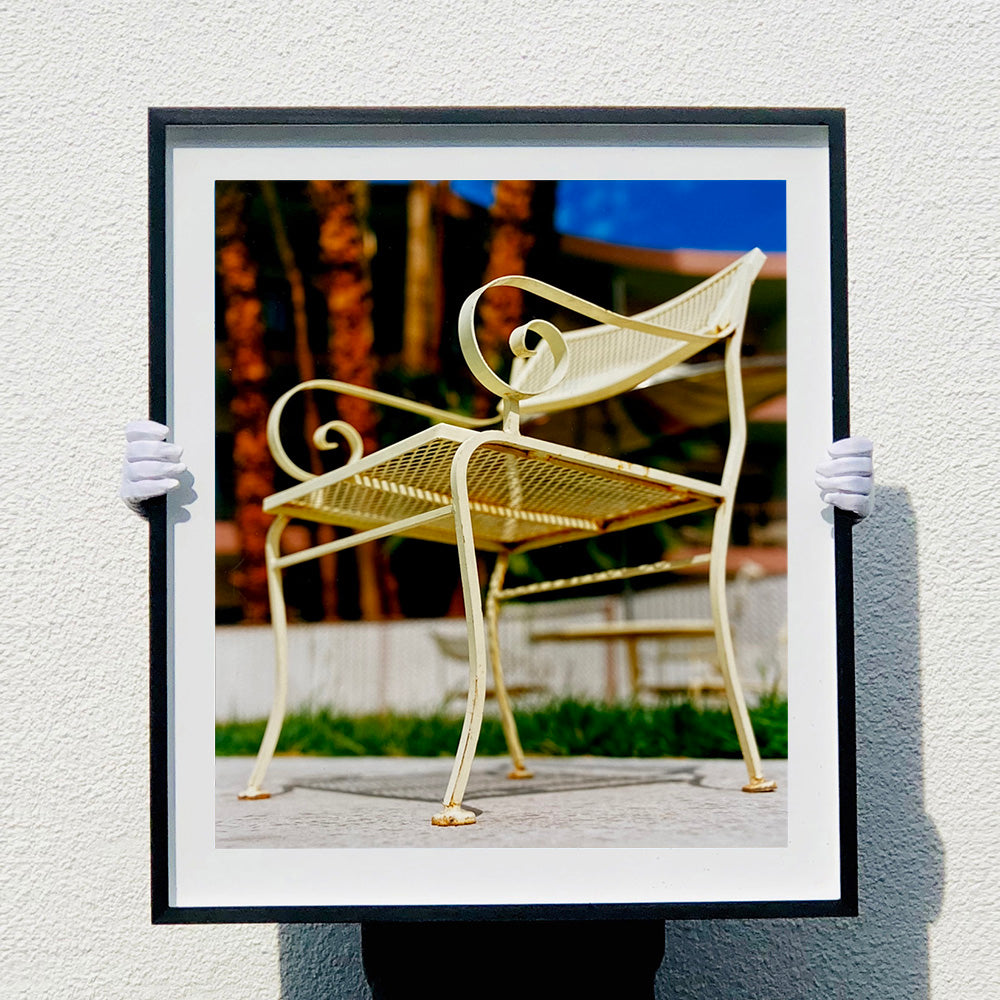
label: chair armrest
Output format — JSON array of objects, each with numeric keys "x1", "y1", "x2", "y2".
[
  {"x1": 458, "y1": 275, "x2": 720, "y2": 430},
  {"x1": 463, "y1": 274, "x2": 719, "y2": 348},
  {"x1": 266, "y1": 378, "x2": 500, "y2": 482}
]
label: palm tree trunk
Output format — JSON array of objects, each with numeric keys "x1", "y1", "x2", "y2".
[
  {"x1": 216, "y1": 182, "x2": 273, "y2": 623},
  {"x1": 473, "y1": 180, "x2": 539, "y2": 416},
  {"x1": 308, "y1": 180, "x2": 398, "y2": 620},
  {"x1": 401, "y1": 180, "x2": 438, "y2": 375},
  {"x1": 259, "y1": 181, "x2": 339, "y2": 621}
]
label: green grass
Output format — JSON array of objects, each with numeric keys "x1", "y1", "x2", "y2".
[{"x1": 216, "y1": 696, "x2": 787, "y2": 759}]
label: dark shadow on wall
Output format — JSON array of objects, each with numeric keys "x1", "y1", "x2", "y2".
[
  {"x1": 279, "y1": 920, "x2": 665, "y2": 998},
  {"x1": 278, "y1": 924, "x2": 369, "y2": 999},
  {"x1": 656, "y1": 486, "x2": 944, "y2": 998},
  {"x1": 276, "y1": 486, "x2": 941, "y2": 999}
]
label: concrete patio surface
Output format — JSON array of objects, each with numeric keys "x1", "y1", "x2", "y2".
[{"x1": 217, "y1": 755, "x2": 787, "y2": 849}]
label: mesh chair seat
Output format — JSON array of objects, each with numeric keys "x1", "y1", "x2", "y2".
[{"x1": 265, "y1": 424, "x2": 723, "y2": 552}]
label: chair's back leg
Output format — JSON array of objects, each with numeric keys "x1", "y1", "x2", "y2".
[
  {"x1": 708, "y1": 501, "x2": 777, "y2": 793},
  {"x1": 708, "y1": 297, "x2": 777, "y2": 793},
  {"x1": 485, "y1": 552, "x2": 533, "y2": 780},
  {"x1": 239, "y1": 514, "x2": 291, "y2": 800}
]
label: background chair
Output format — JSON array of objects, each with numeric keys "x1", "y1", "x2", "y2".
[{"x1": 529, "y1": 560, "x2": 770, "y2": 702}]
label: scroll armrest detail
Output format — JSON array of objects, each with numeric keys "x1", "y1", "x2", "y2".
[
  {"x1": 266, "y1": 378, "x2": 500, "y2": 482},
  {"x1": 458, "y1": 275, "x2": 719, "y2": 431}
]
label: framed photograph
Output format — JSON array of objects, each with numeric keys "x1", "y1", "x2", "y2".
[{"x1": 149, "y1": 107, "x2": 855, "y2": 922}]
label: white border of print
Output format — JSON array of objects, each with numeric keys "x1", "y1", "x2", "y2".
[{"x1": 163, "y1": 119, "x2": 839, "y2": 911}]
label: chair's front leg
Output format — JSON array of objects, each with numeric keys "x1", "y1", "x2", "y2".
[
  {"x1": 485, "y1": 552, "x2": 532, "y2": 780},
  {"x1": 432, "y1": 440, "x2": 490, "y2": 826},
  {"x1": 708, "y1": 502, "x2": 777, "y2": 793},
  {"x1": 239, "y1": 514, "x2": 291, "y2": 800}
]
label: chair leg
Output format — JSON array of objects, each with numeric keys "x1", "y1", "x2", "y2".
[
  {"x1": 486, "y1": 553, "x2": 533, "y2": 780},
  {"x1": 708, "y1": 503, "x2": 777, "y2": 793},
  {"x1": 432, "y1": 442, "x2": 490, "y2": 826},
  {"x1": 239, "y1": 515, "x2": 291, "y2": 800}
]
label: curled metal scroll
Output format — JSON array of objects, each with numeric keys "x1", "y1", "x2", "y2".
[
  {"x1": 266, "y1": 378, "x2": 504, "y2": 482},
  {"x1": 312, "y1": 420, "x2": 364, "y2": 461},
  {"x1": 266, "y1": 382, "x2": 366, "y2": 483},
  {"x1": 457, "y1": 276, "x2": 571, "y2": 420}
]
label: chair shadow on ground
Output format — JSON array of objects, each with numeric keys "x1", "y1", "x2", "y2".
[
  {"x1": 288, "y1": 762, "x2": 702, "y2": 803},
  {"x1": 277, "y1": 485, "x2": 943, "y2": 999}
]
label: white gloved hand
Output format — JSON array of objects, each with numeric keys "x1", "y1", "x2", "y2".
[
  {"x1": 120, "y1": 420, "x2": 186, "y2": 513},
  {"x1": 816, "y1": 436, "x2": 873, "y2": 518}
]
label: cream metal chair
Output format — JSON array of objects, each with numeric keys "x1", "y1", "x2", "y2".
[{"x1": 238, "y1": 248, "x2": 776, "y2": 825}]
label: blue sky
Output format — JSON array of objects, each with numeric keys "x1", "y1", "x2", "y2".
[{"x1": 449, "y1": 179, "x2": 786, "y2": 253}]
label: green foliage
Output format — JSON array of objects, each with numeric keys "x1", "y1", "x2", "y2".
[{"x1": 216, "y1": 697, "x2": 787, "y2": 760}]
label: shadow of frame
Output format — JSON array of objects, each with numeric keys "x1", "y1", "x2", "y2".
[
  {"x1": 656, "y1": 485, "x2": 944, "y2": 997},
  {"x1": 275, "y1": 486, "x2": 941, "y2": 998},
  {"x1": 278, "y1": 924, "x2": 369, "y2": 999}
]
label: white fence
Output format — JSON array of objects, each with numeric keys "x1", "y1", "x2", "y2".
[{"x1": 215, "y1": 576, "x2": 787, "y2": 722}]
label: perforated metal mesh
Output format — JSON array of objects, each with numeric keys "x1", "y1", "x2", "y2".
[
  {"x1": 267, "y1": 435, "x2": 718, "y2": 550},
  {"x1": 271, "y1": 436, "x2": 461, "y2": 537},
  {"x1": 513, "y1": 253, "x2": 753, "y2": 413}
]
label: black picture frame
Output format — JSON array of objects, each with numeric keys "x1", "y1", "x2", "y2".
[{"x1": 149, "y1": 106, "x2": 855, "y2": 923}]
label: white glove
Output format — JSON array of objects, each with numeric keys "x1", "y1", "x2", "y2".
[
  {"x1": 120, "y1": 420, "x2": 186, "y2": 513},
  {"x1": 816, "y1": 436, "x2": 873, "y2": 518}
]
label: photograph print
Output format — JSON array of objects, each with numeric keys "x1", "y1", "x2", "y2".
[{"x1": 154, "y1": 110, "x2": 851, "y2": 918}]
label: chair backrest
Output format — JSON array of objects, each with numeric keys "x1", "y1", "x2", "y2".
[{"x1": 510, "y1": 249, "x2": 766, "y2": 417}]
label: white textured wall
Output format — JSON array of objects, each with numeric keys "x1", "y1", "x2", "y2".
[{"x1": 2, "y1": 3, "x2": 996, "y2": 997}]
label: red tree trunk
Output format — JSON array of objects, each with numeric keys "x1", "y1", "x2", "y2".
[
  {"x1": 308, "y1": 180, "x2": 399, "y2": 619},
  {"x1": 259, "y1": 181, "x2": 339, "y2": 621},
  {"x1": 473, "y1": 180, "x2": 538, "y2": 415},
  {"x1": 216, "y1": 183, "x2": 273, "y2": 623}
]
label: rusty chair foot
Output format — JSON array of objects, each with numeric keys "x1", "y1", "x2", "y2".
[
  {"x1": 742, "y1": 777, "x2": 778, "y2": 793},
  {"x1": 507, "y1": 766, "x2": 534, "y2": 780},
  {"x1": 431, "y1": 804, "x2": 478, "y2": 826},
  {"x1": 238, "y1": 787, "x2": 271, "y2": 800}
]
